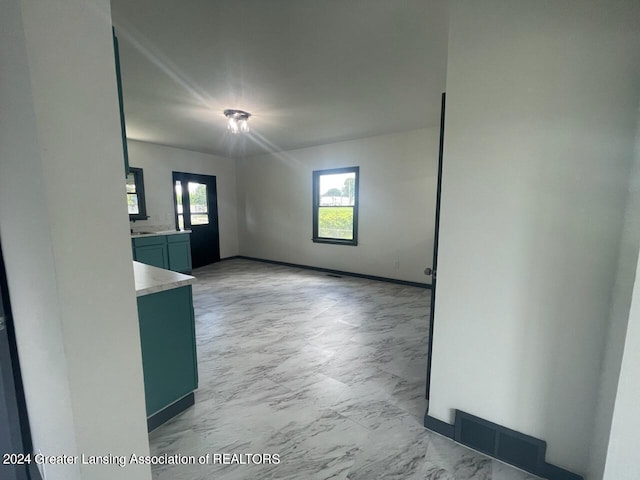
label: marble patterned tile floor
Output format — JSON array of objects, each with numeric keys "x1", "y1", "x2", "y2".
[{"x1": 149, "y1": 258, "x2": 540, "y2": 480}]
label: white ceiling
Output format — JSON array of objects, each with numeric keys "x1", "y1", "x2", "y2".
[{"x1": 110, "y1": 0, "x2": 449, "y2": 158}]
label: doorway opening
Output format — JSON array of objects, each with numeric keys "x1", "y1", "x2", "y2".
[
  {"x1": 425, "y1": 92, "x2": 446, "y2": 406},
  {"x1": 172, "y1": 172, "x2": 221, "y2": 268}
]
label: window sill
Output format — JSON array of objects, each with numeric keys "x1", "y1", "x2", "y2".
[{"x1": 312, "y1": 238, "x2": 358, "y2": 246}]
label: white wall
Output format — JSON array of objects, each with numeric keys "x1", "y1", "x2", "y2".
[
  {"x1": 590, "y1": 105, "x2": 640, "y2": 479},
  {"x1": 0, "y1": 1, "x2": 151, "y2": 479},
  {"x1": 599, "y1": 108, "x2": 640, "y2": 480},
  {"x1": 236, "y1": 128, "x2": 439, "y2": 284},
  {"x1": 429, "y1": 1, "x2": 640, "y2": 476},
  {"x1": 603, "y1": 200, "x2": 640, "y2": 479},
  {"x1": 127, "y1": 140, "x2": 239, "y2": 259},
  {"x1": 1, "y1": 2, "x2": 79, "y2": 477}
]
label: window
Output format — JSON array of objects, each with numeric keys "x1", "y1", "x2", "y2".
[
  {"x1": 174, "y1": 180, "x2": 210, "y2": 230},
  {"x1": 126, "y1": 167, "x2": 148, "y2": 221},
  {"x1": 313, "y1": 166, "x2": 359, "y2": 246}
]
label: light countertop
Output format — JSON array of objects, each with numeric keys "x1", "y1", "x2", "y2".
[
  {"x1": 131, "y1": 229, "x2": 191, "y2": 239},
  {"x1": 133, "y1": 261, "x2": 196, "y2": 297}
]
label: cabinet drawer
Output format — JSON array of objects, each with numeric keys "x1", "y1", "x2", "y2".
[
  {"x1": 167, "y1": 233, "x2": 191, "y2": 244},
  {"x1": 133, "y1": 236, "x2": 166, "y2": 247}
]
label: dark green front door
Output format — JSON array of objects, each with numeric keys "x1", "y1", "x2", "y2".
[{"x1": 173, "y1": 172, "x2": 220, "y2": 268}]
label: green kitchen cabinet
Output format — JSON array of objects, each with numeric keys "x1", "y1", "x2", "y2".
[
  {"x1": 132, "y1": 233, "x2": 192, "y2": 273},
  {"x1": 132, "y1": 236, "x2": 169, "y2": 270},
  {"x1": 137, "y1": 285, "x2": 198, "y2": 416},
  {"x1": 134, "y1": 245, "x2": 168, "y2": 269},
  {"x1": 167, "y1": 235, "x2": 192, "y2": 273}
]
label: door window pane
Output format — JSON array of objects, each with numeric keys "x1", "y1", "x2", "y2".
[
  {"x1": 188, "y1": 182, "x2": 209, "y2": 225},
  {"x1": 190, "y1": 214, "x2": 209, "y2": 225},
  {"x1": 175, "y1": 181, "x2": 183, "y2": 214}
]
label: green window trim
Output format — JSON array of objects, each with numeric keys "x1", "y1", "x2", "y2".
[
  {"x1": 312, "y1": 166, "x2": 359, "y2": 246},
  {"x1": 127, "y1": 167, "x2": 149, "y2": 221}
]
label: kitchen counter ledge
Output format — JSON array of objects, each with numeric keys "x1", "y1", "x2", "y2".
[
  {"x1": 131, "y1": 229, "x2": 191, "y2": 238},
  {"x1": 133, "y1": 261, "x2": 195, "y2": 297}
]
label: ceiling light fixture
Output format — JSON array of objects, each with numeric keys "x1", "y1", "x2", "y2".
[{"x1": 224, "y1": 109, "x2": 251, "y2": 134}]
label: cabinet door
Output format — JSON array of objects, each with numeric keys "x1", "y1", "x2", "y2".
[
  {"x1": 137, "y1": 286, "x2": 197, "y2": 416},
  {"x1": 134, "y1": 245, "x2": 168, "y2": 270},
  {"x1": 167, "y1": 237, "x2": 192, "y2": 273}
]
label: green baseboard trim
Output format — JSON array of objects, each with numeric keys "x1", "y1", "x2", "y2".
[
  {"x1": 219, "y1": 256, "x2": 241, "y2": 261},
  {"x1": 147, "y1": 392, "x2": 194, "y2": 432},
  {"x1": 542, "y1": 463, "x2": 584, "y2": 480},
  {"x1": 423, "y1": 413, "x2": 455, "y2": 438},
  {"x1": 233, "y1": 256, "x2": 431, "y2": 289}
]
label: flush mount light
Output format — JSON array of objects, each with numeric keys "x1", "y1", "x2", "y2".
[{"x1": 224, "y1": 109, "x2": 251, "y2": 134}]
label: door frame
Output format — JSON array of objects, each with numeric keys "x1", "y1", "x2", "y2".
[
  {"x1": 425, "y1": 92, "x2": 446, "y2": 405},
  {"x1": 0, "y1": 243, "x2": 36, "y2": 480},
  {"x1": 172, "y1": 171, "x2": 221, "y2": 267}
]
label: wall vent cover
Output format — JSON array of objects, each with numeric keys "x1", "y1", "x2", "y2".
[{"x1": 454, "y1": 410, "x2": 546, "y2": 474}]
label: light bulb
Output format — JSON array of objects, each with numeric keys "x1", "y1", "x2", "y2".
[
  {"x1": 224, "y1": 109, "x2": 251, "y2": 134},
  {"x1": 228, "y1": 117, "x2": 239, "y2": 134}
]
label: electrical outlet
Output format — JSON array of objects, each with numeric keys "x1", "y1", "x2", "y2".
[{"x1": 393, "y1": 260, "x2": 400, "y2": 269}]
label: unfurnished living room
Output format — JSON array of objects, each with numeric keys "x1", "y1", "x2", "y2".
[{"x1": 1, "y1": 1, "x2": 640, "y2": 480}]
